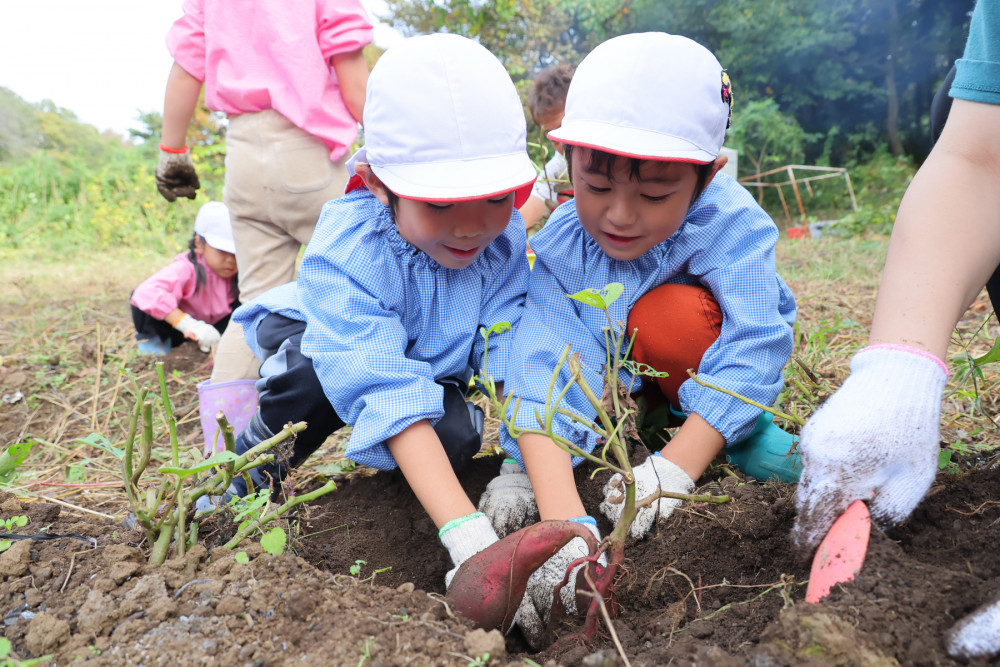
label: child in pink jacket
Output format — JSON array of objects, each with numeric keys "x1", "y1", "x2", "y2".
[{"x1": 130, "y1": 201, "x2": 238, "y2": 356}]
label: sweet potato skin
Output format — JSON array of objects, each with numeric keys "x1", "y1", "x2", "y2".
[{"x1": 445, "y1": 520, "x2": 600, "y2": 633}]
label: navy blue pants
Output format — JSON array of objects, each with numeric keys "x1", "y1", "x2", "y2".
[{"x1": 245, "y1": 313, "x2": 483, "y2": 486}]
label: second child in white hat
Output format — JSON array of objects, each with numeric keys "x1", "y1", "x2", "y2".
[
  {"x1": 205, "y1": 33, "x2": 538, "y2": 598},
  {"x1": 130, "y1": 200, "x2": 239, "y2": 356},
  {"x1": 480, "y1": 32, "x2": 799, "y2": 645}
]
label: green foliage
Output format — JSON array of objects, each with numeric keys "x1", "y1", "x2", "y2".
[
  {"x1": 0, "y1": 441, "x2": 36, "y2": 484},
  {"x1": 0, "y1": 88, "x2": 225, "y2": 258},
  {"x1": 259, "y1": 527, "x2": 287, "y2": 555},
  {"x1": 728, "y1": 99, "x2": 820, "y2": 178},
  {"x1": 827, "y1": 152, "x2": 915, "y2": 237},
  {"x1": 0, "y1": 516, "x2": 28, "y2": 553},
  {"x1": 349, "y1": 559, "x2": 392, "y2": 583},
  {"x1": 565, "y1": 283, "x2": 623, "y2": 310}
]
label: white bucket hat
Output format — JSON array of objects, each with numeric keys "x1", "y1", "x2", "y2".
[
  {"x1": 193, "y1": 201, "x2": 235, "y2": 254},
  {"x1": 549, "y1": 32, "x2": 733, "y2": 164},
  {"x1": 348, "y1": 33, "x2": 537, "y2": 207}
]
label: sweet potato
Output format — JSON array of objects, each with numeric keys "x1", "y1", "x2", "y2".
[{"x1": 445, "y1": 519, "x2": 601, "y2": 633}]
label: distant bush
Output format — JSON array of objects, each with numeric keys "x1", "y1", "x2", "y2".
[
  {"x1": 0, "y1": 145, "x2": 225, "y2": 256},
  {"x1": 826, "y1": 152, "x2": 916, "y2": 237}
]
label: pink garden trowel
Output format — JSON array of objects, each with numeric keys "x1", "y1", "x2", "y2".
[{"x1": 805, "y1": 499, "x2": 871, "y2": 603}]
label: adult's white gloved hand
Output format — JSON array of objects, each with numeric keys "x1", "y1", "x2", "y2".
[
  {"x1": 155, "y1": 146, "x2": 200, "y2": 202},
  {"x1": 599, "y1": 452, "x2": 694, "y2": 539},
  {"x1": 514, "y1": 516, "x2": 606, "y2": 649},
  {"x1": 439, "y1": 512, "x2": 499, "y2": 589},
  {"x1": 174, "y1": 315, "x2": 222, "y2": 353},
  {"x1": 478, "y1": 458, "x2": 539, "y2": 538},
  {"x1": 790, "y1": 345, "x2": 948, "y2": 555},
  {"x1": 947, "y1": 596, "x2": 1000, "y2": 660}
]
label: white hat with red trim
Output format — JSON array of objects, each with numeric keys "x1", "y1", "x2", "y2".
[
  {"x1": 193, "y1": 201, "x2": 235, "y2": 254},
  {"x1": 348, "y1": 33, "x2": 536, "y2": 207},
  {"x1": 548, "y1": 32, "x2": 733, "y2": 164}
]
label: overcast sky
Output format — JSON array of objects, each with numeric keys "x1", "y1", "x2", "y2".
[{"x1": 0, "y1": 0, "x2": 404, "y2": 138}]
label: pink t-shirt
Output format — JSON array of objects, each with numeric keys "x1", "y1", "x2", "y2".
[
  {"x1": 131, "y1": 253, "x2": 236, "y2": 325},
  {"x1": 166, "y1": 0, "x2": 374, "y2": 160}
]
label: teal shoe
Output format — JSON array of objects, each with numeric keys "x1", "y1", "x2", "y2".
[
  {"x1": 724, "y1": 412, "x2": 801, "y2": 483},
  {"x1": 136, "y1": 336, "x2": 172, "y2": 356}
]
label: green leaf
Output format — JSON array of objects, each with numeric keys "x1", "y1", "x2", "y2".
[
  {"x1": 0, "y1": 440, "x2": 36, "y2": 481},
  {"x1": 75, "y1": 433, "x2": 123, "y2": 460},
  {"x1": 623, "y1": 360, "x2": 670, "y2": 378},
  {"x1": 937, "y1": 449, "x2": 953, "y2": 470},
  {"x1": 566, "y1": 283, "x2": 624, "y2": 310},
  {"x1": 230, "y1": 490, "x2": 269, "y2": 522},
  {"x1": 480, "y1": 321, "x2": 512, "y2": 341},
  {"x1": 974, "y1": 336, "x2": 1000, "y2": 367},
  {"x1": 0, "y1": 539, "x2": 12, "y2": 553},
  {"x1": 260, "y1": 528, "x2": 286, "y2": 555},
  {"x1": 235, "y1": 551, "x2": 250, "y2": 564},
  {"x1": 159, "y1": 450, "x2": 240, "y2": 477},
  {"x1": 0, "y1": 637, "x2": 10, "y2": 659}
]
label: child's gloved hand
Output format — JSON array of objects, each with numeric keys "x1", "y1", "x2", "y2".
[
  {"x1": 790, "y1": 345, "x2": 947, "y2": 556},
  {"x1": 173, "y1": 315, "x2": 221, "y2": 353},
  {"x1": 477, "y1": 458, "x2": 539, "y2": 537},
  {"x1": 439, "y1": 512, "x2": 499, "y2": 588},
  {"x1": 947, "y1": 594, "x2": 1000, "y2": 660},
  {"x1": 156, "y1": 146, "x2": 200, "y2": 202},
  {"x1": 515, "y1": 516, "x2": 605, "y2": 649},
  {"x1": 599, "y1": 453, "x2": 694, "y2": 539}
]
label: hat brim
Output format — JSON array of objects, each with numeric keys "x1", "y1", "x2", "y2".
[
  {"x1": 549, "y1": 120, "x2": 717, "y2": 163},
  {"x1": 202, "y1": 233, "x2": 235, "y2": 255},
  {"x1": 371, "y1": 153, "x2": 539, "y2": 209}
]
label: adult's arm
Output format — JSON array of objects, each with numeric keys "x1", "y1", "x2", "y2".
[
  {"x1": 791, "y1": 98, "x2": 1000, "y2": 556},
  {"x1": 869, "y1": 98, "x2": 1000, "y2": 358}
]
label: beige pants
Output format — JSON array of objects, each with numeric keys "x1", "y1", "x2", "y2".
[{"x1": 212, "y1": 110, "x2": 350, "y2": 383}]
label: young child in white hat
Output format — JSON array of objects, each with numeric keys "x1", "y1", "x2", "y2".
[
  {"x1": 206, "y1": 33, "x2": 537, "y2": 589},
  {"x1": 130, "y1": 200, "x2": 239, "y2": 355},
  {"x1": 479, "y1": 32, "x2": 799, "y2": 644}
]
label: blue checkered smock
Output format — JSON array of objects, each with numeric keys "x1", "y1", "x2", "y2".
[
  {"x1": 234, "y1": 187, "x2": 529, "y2": 469},
  {"x1": 500, "y1": 173, "x2": 796, "y2": 466}
]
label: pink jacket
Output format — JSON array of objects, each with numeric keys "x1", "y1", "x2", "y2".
[
  {"x1": 166, "y1": 0, "x2": 373, "y2": 160},
  {"x1": 131, "y1": 253, "x2": 235, "y2": 325}
]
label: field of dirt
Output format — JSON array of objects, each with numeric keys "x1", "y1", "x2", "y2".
[
  {"x1": 2, "y1": 424, "x2": 1000, "y2": 666},
  {"x1": 3, "y1": 245, "x2": 1000, "y2": 665}
]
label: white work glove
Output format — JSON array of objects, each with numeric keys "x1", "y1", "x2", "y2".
[
  {"x1": 790, "y1": 345, "x2": 947, "y2": 555},
  {"x1": 174, "y1": 315, "x2": 222, "y2": 353},
  {"x1": 599, "y1": 452, "x2": 694, "y2": 539},
  {"x1": 439, "y1": 512, "x2": 499, "y2": 588},
  {"x1": 155, "y1": 146, "x2": 200, "y2": 202},
  {"x1": 515, "y1": 516, "x2": 606, "y2": 649},
  {"x1": 947, "y1": 595, "x2": 1000, "y2": 660},
  {"x1": 478, "y1": 458, "x2": 539, "y2": 537}
]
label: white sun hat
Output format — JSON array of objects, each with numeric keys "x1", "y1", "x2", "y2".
[
  {"x1": 347, "y1": 33, "x2": 537, "y2": 207},
  {"x1": 193, "y1": 201, "x2": 235, "y2": 254},
  {"x1": 548, "y1": 32, "x2": 733, "y2": 164}
]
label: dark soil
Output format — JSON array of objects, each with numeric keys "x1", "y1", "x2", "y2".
[{"x1": 3, "y1": 434, "x2": 1000, "y2": 666}]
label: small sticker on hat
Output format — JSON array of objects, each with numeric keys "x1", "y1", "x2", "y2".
[{"x1": 721, "y1": 70, "x2": 733, "y2": 129}]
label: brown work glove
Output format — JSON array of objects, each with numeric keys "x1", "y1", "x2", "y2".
[{"x1": 156, "y1": 145, "x2": 200, "y2": 202}]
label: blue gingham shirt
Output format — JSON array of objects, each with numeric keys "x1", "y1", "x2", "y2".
[
  {"x1": 500, "y1": 173, "x2": 796, "y2": 466},
  {"x1": 234, "y1": 187, "x2": 529, "y2": 469}
]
